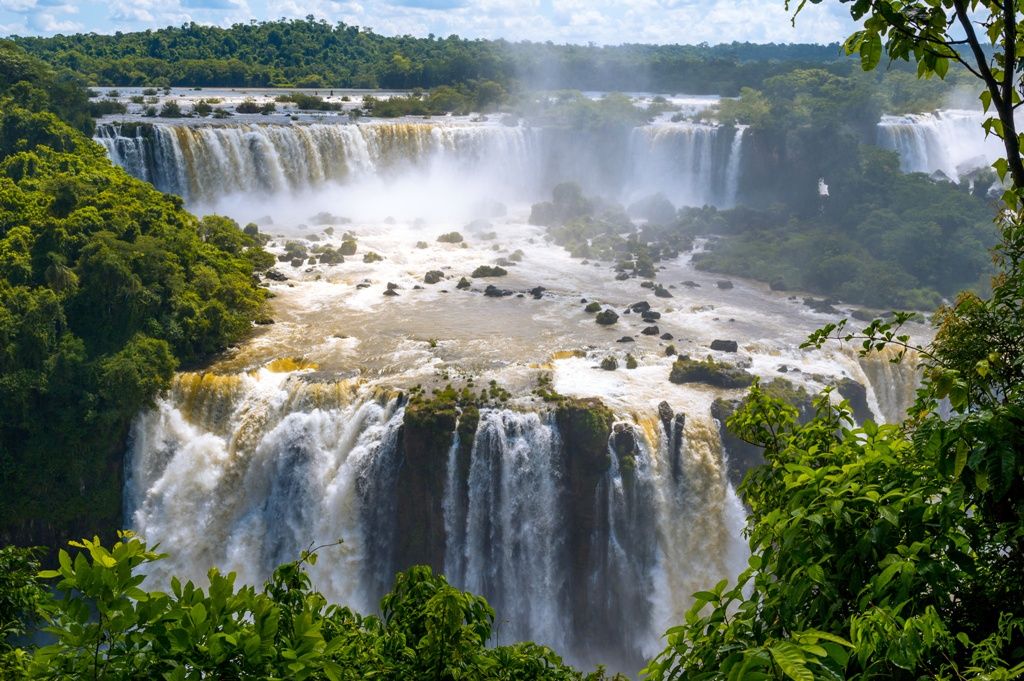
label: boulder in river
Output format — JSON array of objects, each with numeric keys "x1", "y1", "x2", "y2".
[
  {"x1": 596, "y1": 309, "x2": 619, "y2": 325},
  {"x1": 710, "y1": 339, "x2": 739, "y2": 353},
  {"x1": 424, "y1": 270, "x2": 444, "y2": 284},
  {"x1": 716, "y1": 280, "x2": 734, "y2": 290}
]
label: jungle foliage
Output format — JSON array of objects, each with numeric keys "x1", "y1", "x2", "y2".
[
  {"x1": 690, "y1": 67, "x2": 998, "y2": 309},
  {"x1": 0, "y1": 45, "x2": 271, "y2": 544},
  {"x1": 0, "y1": 535, "x2": 618, "y2": 680},
  {"x1": 8, "y1": 18, "x2": 858, "y2": 93}
]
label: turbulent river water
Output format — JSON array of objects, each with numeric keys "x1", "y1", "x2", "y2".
[{"x1": 97, "y1": 108, "x2": 931, "y2": 673}]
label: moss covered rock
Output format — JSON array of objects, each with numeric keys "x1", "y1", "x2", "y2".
[{"x1": 669, "y1": 356, "x2": 753, "y2": 389}]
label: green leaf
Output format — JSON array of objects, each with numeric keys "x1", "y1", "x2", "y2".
[
  {"x1": 860, "y1": 32, "x2": 883, "y2": 70},
  {"x1": 770, "y1": 641, "x2": 814, "y2": 681}
]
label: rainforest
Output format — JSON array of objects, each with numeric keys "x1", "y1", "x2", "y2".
[{"x1": 0, "y1": 2, "x2": 1022, "y2": 679}]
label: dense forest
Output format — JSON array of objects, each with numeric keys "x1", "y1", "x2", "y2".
[
  {"x1": 9, "y1": 16, "x2": 937, "y2": 94},
  {"x1": 690, "y1": 68, "x2": 997, "y2": 310},
  {"x1": 0, "y1": 41, "x2": 272, "y2": 547}
]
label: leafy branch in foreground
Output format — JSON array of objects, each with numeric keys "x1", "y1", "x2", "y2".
[
  {"x1": 645, "y1": 210, "x2": 1024, "y2": 679},
  {"x1": 0, "y1": 531, "x2": 621, "y2": 680}
]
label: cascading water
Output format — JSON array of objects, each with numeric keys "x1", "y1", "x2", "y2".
[
  {"x1": 627, "y1": 122, "x2": 743, "y2": 208},
  {"x1": 125, "y1": 370, "x2": 406, "y2": 613},
  {"x1": 125, "y1": 371, "x2": 749, "y2": 673},
  {"x1": 446, "y1": 410, "x2": 571, "y2": 654},
  {"x1": 95, "y1": 119, "x2": 745, "y2": 209},
  {"x1": 876, "y1": 110, "x2": 1004, "y2": 180}
]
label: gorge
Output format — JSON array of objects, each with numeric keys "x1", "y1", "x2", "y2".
[{"x1": 95, "y1": 103, "x2": 928, "y2": 672}]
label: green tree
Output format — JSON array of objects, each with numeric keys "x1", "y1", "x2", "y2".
[{"x1": 800, "y1": 0, "x2": 1024, "y2": 195}]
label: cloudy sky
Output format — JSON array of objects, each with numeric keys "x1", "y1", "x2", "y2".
[{"x1": 0, "y1": 0, "x2": 859, "y2": 45}]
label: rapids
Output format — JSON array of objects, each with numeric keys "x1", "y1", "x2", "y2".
[{"x1": 104, "y1": 108, "x2": 927, "y2": 673}]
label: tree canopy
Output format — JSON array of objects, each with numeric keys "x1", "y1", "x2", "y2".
[{"x1": 0, "y1": 44, "x2": 272, "y2": 547}]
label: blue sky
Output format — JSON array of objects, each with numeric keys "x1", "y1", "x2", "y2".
[{"x1": 0, "y1": 0, "x2": 860, "y2": 45}]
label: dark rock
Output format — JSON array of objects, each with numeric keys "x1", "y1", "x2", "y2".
[
  {"x1": 642, "y1": 311, "x2": 661, "y2": 322},
  {"x1": 600, "y1": 356, "x2": 618, "y2": 371},
  {"x1": 265, "y1": 269, "x2": 288, "y2": 281},
  {"x1": 641, "y1": 326, "x2": 660, "y2": 336},
  {"x1": 585, "y1": 302, "x2": 601, "y2": 313},
  {"x1": 530, "y1": 286, "x2": 545, "y2": 299},
  {"x1": 413, "y1": 285, "x2": 423, "y2": 290},
  {"x1": 437, "y1": 231, "x2": 464, "y2": 243},
  {"x1": 615, "y1": 272, "x2": 630, "y2": 281},
  {"x1": 657, "y1": 401, "x2": 674, "y2": 431},
  {"x1": 386, "y1": 282, "x2": 399, "y2": 290},
  {"x1": 484, "y1": 285, "x2": 513, "y2": 297},
  {"x1": 834, "y1": 377, "x2": 873, "y2": 424},
  {"x1": 339, "y1": 239, "x2": 357, "y2": 256},
  {"x1": 290, "y1": 257, "x2": 304, "y2": 267},
  {"x1": 660, "y1": 332, "x2": 673, "y2": 340},
  {"x1": 415, "y1": 241, "x2": 429, "y2": 249},
  {"x1": 363, "y1": 252, "x2": 383, "y2": 263},
  {"x1": 681, "y1": 280, "x2": 700, "y2": 288},
  {"x1": 803, "y1": 297, "x2": 840, "y2": 314},
  {"x1": 383, "y1": 288, "x2": 399, "y2": 296},
  {"x1": 617, "y1": 336, "x2": 635, "y2": 343},
  {"x1": 640, "y1": 281, "x2": 655, "y2": 289},
  {"x1": 596, "y1": 309, "x2": 619, "y2": 325},
  {"x1": 611, "y1": 423, "x2": 638, "y2": 458},
  {"x1": 630, "y1": 301, "x2": 651, "y2": 313},
  {"x1": 716, "y1": 280, "x2": 734, "y2": 290},
  {"x1": 424, "y1": 270, "x2": 444, "y2": 284},
  {"x1": 710, "y1": 339, "x2": 739, "y2": 353},
  {"x1": 654, "y1": 284, "x2": 673, "y2": 298},
  {"x1": 456, "y1": 277, "x2": 471, "y2": 290}
]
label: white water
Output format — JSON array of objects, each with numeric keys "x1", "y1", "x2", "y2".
[
  {"x1": 96, "y1": 119, "x2": 745, "y2": 209},
  {"x1": 126, "y1": 374, "x2": 753, "y2": 672},
  {"x1": 877, "y1": 109, "x2": 1004, "y2": 180},
  {"x1": 110, "y1": 106, "x2": 937, "y2": 674}
]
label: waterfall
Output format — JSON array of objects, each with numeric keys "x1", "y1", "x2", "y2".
[
  {"x1": 855, "y1": 347, "x2": 923, "y2": 424},
  {"x1": 446, "y1": 410, "x2": 570, "y2": 653},
  {"x1": 95, "y1": 119, "x2": 742, "y2": 209},
  {"x1": 627, "y1": 122, "x2": 736, "y2": 207},
  {"x1": 125, "y1": 371, "x2": 748, "y2": 673},
  {"x1": 876, "y1": 110, "x2": 1004, "y2": 181},
  {"x1": 125, "y1": 370, "x2": 405, "y2": 613},
  {"x1": 723, "y1": 125, "x2": 746, "y2": 206}
]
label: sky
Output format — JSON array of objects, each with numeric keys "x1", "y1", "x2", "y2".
[{"x1": 0, "y1": 0, "x2": 860, "y2": 45}]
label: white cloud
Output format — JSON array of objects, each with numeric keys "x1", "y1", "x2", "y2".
[
  {"x1": 0, "y1": 0, "x2": 36, "y2": 10},
  {"x1": 28, "y1": 11, "x2": 80, "y2": 31}
]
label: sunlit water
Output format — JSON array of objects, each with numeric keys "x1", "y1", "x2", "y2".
[{"x1": 100, "y1": 110, "x2": 927, "y2": 673}]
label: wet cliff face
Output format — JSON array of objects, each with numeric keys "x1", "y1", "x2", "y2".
[
  {"x1": 94, "y1": 120, "x2": 746, "y2": 210},
  {"x1": 0, "y1": 425, "x2": 127, "y2": 557}
]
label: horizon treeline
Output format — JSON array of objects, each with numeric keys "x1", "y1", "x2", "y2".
[{"x1": 11, "y1": 16, "x2": 868, "y2": 92}]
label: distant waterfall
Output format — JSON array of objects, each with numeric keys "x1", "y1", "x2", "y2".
[
  {"x1": 876, "y1": 110, "x2": 1003, "y2": 180},
  {"x1": 126, "y1": 371, "x2": 748, "y2": 673},
  {"x1": 628, "y1": 122, "x2": 743, "y2": 207},
  {"x1": 95, "y1": 120, "x2": 745, "y2": 209},
  {"x1": 723, "y1": 125, "x2": 746, "y2": 206}
]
